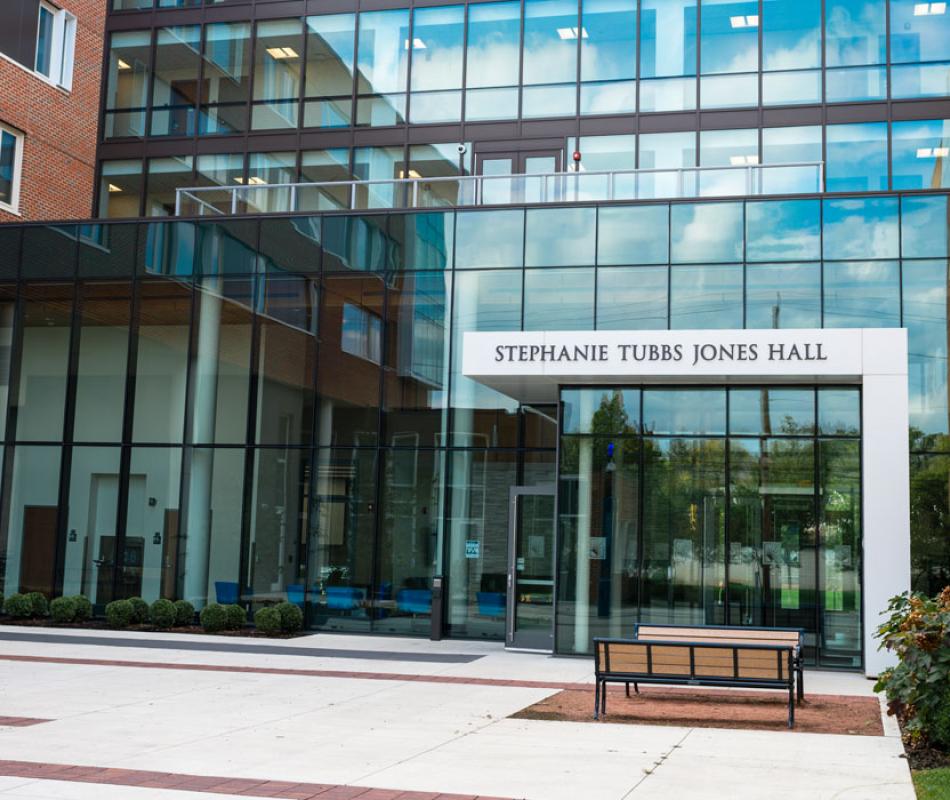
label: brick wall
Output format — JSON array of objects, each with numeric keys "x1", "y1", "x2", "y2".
[{"x1": 0, "y1": 0, "x2": 105, "y2": 222}]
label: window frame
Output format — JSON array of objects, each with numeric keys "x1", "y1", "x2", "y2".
[
  {"x1": 0, "y1": 123, "x2": 25, "y2": 215},
  {"x1": 34, "y1": 1, "x2": 77, "y2": 91}
]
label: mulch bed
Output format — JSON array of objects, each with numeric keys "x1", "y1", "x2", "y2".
[
  {"x1": 512, "y1": 685, "x2": 883, "y2": 736},
  {"x1": 0, "y1": 618, "x2": 304, "y2": 639},
  {"x1": 894, "y1": 716, "x2": 950, "y2": 770}
]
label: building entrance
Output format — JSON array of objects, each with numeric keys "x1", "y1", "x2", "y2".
[
  {"x1": 475, "y1": 149, "x2": 562, "y2": 204},
  {"x1": 506, "y1": 485, "x2": 556, "y2": 650}
]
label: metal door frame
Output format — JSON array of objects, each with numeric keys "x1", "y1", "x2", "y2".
[{"x1": 506, "y1": 483, "x2": 557, "y2": 651}]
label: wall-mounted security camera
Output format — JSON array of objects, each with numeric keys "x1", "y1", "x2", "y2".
[{"x1": 457, "y1": 144, "x2": 468, "y2": 155}]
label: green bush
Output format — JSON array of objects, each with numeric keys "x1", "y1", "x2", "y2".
[
  {"x1": 71, "y1": 595, "x2": 92, "y2": 622},
  {"x1": 3, "y1": 593, "x2": 33, "y2": 618},
  {"x1": 225, "y1": 604, "x2": 246, "y2": 630},
  {"x1": 173, "y1": 599, "x2": 195, "y2": 627},
  {"x1": 875, "y1": 586, "x2": 950, "y2": 747},
  {"x1": 254, "y1": 606, "x2": 282, "y2": 636},
  {"x1": 105, "y1": 599, "x2": 134, "y2": 629},
  {"x1": 200, "y1": 603, "x2": 229, "y2": 633},
  {"x1": 26, "y1": 592, "x2": 48, "y2": 618},
  {"x1": 149, "y1": 599, "x2": 176, "y2": 629},
  {"x1": 49, "y1": 596, "x2": 77, "y2": 623},
  {"x1": 275, "y1": 601, "x2": 303, "y2": 633},
  {"x1": 128, "y1": 596, "x2": 149, "y2": 625}
]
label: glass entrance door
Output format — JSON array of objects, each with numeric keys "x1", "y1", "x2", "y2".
[
  {"x1": 507, "y1": 485, "x2": 556, "y2": 650},
  {"x1": 476, "y1": 150, "x2": 562, "y2": 204}
]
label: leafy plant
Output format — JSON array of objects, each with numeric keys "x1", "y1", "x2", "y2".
[
  {"x1": 275, "y1": 601, "x2": 303, "y2": 633},
  {"x1": 26, "y1": 592, "x2": 48, "y2": 618},
  {"x1": 254, "y1": 606, "x2": 282, "y2": 636},
  {"x1": 128, "y1": 597, "x2": 149, "y2": 625},
  {"x1": 3, "y1": 593, "x2": 33, "y2": 618},
  {"x1": 105, "y1": 599, "x2": 134, "y2": 629},
  {"x1": 874, "y1": 586, "x2": 950, "y2": 748},
  {"x1": 200, "y1": 603, "x2": 229, "y2": 633},
  {"x1": 173, "y1": 599, "x2": 195, "y2": 627},
  {"x1": 149, "y1": 599, "x2": 176, "y2": 629},
  {"x1": 49, "y1": 596, "x2": 77, "y2": 623},
  {"x1": 71, "y1": 595, "x2": 93, "y2": 622},
  {"x1": 225, "y1": 604, "x2": 246, "y2": 630}
]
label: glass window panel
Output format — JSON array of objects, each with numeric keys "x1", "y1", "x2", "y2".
[
  {"x1": 195, "y1": 219, "x2": 259, "y2": 276},
  {"x1": 104, "y1": 30, "x2": 150, "y2": 138},
  {"x1": 181, "y1": 447, "x2": 245, "y2": 609},
  {"x1": 22, "y1": 224, "x2": 78, "y2": 279},
  {"x1": 825, "y1": 122, "x2": 888, "y2": 193},
  {"x1": 562, "y1": 388, "x2": 639, "y2": 434},
  {"x1": 124, "y1": 447, "x2": 182, "y2": 603},
  {"x1": 825, "y1": 0, "x2": 885, "y2": 67},
  {"x1": 643, "y1": 389, "x2": 726, "y2": 434},
  {"x1": 746, "y1": 199, "x2": 821, "y2": 261},
  {"x1": 411, "y1": 6, "x2": 463, "y2": 91},
  {"x1": 825, "y1": 65, "x2": 886, "y2": 101},
  {"x1": 374, "y1": 449, "x2": 442, "y2": 633},
  {"x1": 309, "y1": 448, "x2": 377, "y2": 632},
  {"x1": 910, "y1": 454, "x2": 950, "y2": 595},
  {"x1": 581, "y1": 0, "x2": 637, "y2": 83},
  {"x1": 637, "y1": 131, "x2": 696, "y2": 197},
  {"x1": 455, "y1": 209, "x2": 524, "y2": 268},
  {"x1": 16, "y1": 284, "x2": 73, "y2": 441},
  {"x1": 762, "y1": 69, "x2": 822, "y2": 105},
  {"x1": 671, "y1": 202, "x2": 743, "y2": 263},
  {"x1": 822, "y1": 196, "x2": 899, "y2": 259},
  {"x1": 818, "y1": 388, "x2": 860, "y2": 435},
  {"x1": 670, "y1": 264, "x2": 743, "y2": 329},
  {"x1": 323, "y1": 215, "x2": 389, "y2": 272},
  {"x1": 356, "y1": 94, "x2": 406, "y2": 127},
  {"x1": 259, "y1": 216, "x2": 320, "y2": 274},
  {"x1": 890, "y1": 0, "x2": 950, "y2": 64},
  {"x1": 698, "y1": 129, "x2": 758, "y2": 193},
  {"x1": 522, "y1": 0, "x2": 579, "y2": 85},
  {"x1": 762, "y1": 124, "x2": 821, "y2": 160},
  {"x1": 522, "y1": 84, "x2": 577, "y2": 117},
  {"x1": 245, "y1": 151, "x2": 296, "y2": 214},
  {"x1": 700, "y1": 73, "x2": 758, "y2": 108},
  {"x1": 523, "y1": 268, "x2": 594, "y2": 330},
  {"x1": 99, "y1": 160, "x2": 144, "y2": 219},
  {"x1": 596, "y1": 266, "x2": 669, "y2": 329},
  {"x1": 304, "y1": 14, "x2": 356, "y2": 128},
  {"x1": 639, "y1": 76, "x2": 696, "y2": 111},
  {"x1": 258, "y1": 276, "x2": 317, "y2": 446},
  {"x1": 891, "y1": 119, "x2": 950, "y2": 190},
  {"x1": 525, "y1": 207, "x2": 596, "y2": 267},
  {"x1": 597, "y1": 204, "x2": 668, "y2": 264},
  {"x1": 730, "y1": 388, "x2": 815, "y2": 435},
  {"x1": 745, "y1": 262, "x2": 821, "y2": 329},
  {"x1": 138, "y1": 221, "x2": 196, "y2": 277},
  {"x1": 252, "y1": 19, "x2": 303, "y2": 131},
  {"x1": 451, "y1": 270, "x2": 521, "y2": 447},
  {"x1": 409, "y1": 90, "x2": 462, "y2": 123},
  {"x1": 892, "y1": 62, "x2": 950, "y2": 99},
  {"x1": 700, "y1": 0, "x2": 758, "y2": 74},
  {"x1": 387, "y1": 211, "x2": 454, "y2": 270},
  {"x1": 62, "y1": 447, "x2": 121, "y2": 603},
  {"x1": 200, "y1": 22, "x2": 251, "y2": 135},
  {"x1": 132, "y1": 280, "x2": 192, "y2": 442},
  {"x1": 150, "y1": 26, "x2": 200, "y2": 137},
  {"x1": 640, "y1": 0, "x2": 697, "y2": 78},
  {"x1": 2, "y1": 446, "x2": 62, "y2": 598},
  {"x1": 352, "y1": 146, "x2": 403, "y2": 210},
  {"x1": 191, "y1": 153, "x2": 245, "y2": 214},
  {"x1": 902, "y1": 195, "x2": 949, "y2": 258},
  {"x1": 145, "y1": 156, "x2": 194, "y2": 217},
  {"x1": 407, "y1": 143, "x2": 471, "y2": 209},
  {"x1": 763, "y1": 0, "x2": 820, "y2": 70},
  {"x1": 465, "y1": 1, "x2": 521, "y2": 88},
  {"x1": 0, "y1": 287, "x2": 14, "y2": 439},
  {"x1": 903, "y1": 260, "x2": 949, "y2": 442},
  {"x1": 297, "y1": 149, "x2": 351, "y2": 211},
  {"x1": 580, "y1": 79, "x2": 637, "y2": 114},
  {"x1": 357, "y1": 10, "x2": 409, "y2": 95},
  {"x1": 465, "y1": 87, "x2": 519, "y2": 120},
  {"x1": 73, "y1": 283, "x2": 130, "y2": 443},
  {"x1": 823, "y1": 260, "x2": 900, "y2": 328}
]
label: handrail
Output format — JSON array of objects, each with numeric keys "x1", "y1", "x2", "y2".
[{"x1": 174, "y1": 161, "x2": 824, "y2": 217}]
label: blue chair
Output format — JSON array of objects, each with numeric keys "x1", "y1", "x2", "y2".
[
  {"x1": 287, "y1": 584, "x2": 305, "y2": 609},
  {"x1": 476, "y1": 591, "x2": 506, "y2": 618},
  {"x1": 214, "y1": 581, "x2": 239, "y2": 605},
  {"x1": 396, "y1": 588, "x2": 432, "y2": 615},
  {"x1": 326, "y1": 586, "x2": 365, "y2": 611}
]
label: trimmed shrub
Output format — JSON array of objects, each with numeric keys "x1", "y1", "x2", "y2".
[
  {"x1": 173, "y1": 599, "x2": 195, "y2": 627},
  {"x1": 275, "y1": 601, "x2": 303, "y2": 634},
  {"x1": 200, "y1": 603, "x2": 229, "y2": 633},
  {"x1": 71, "y1": 595, "x2": 93, "y2": 622},
  {"x1": 128, "y1": 596, "x2": 149, "y2": 625},
  {"x1": 105, "y1": 599, "x2": 134, "y2": 629},
  {"x1": 49, "y1": 596, "x2": 77, "y2": 623},
  {"x1": 26, "y1": 592, "x2": 48, "y2": 618},
  {"x1": 225, "y1": 604, "x2": 246, "y2": 630},
  {"x1": 3, "y1": 593, "x2": 33, "y2": 619},
  {"x1": 149, "y1": 599, "x2": 176, "y2": 629},
  {"x1": 254, "y1": 606, "x2": 282, "y2": 636}
]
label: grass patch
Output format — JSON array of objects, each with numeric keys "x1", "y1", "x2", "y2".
[{"x1": 914, "y1": 767, "x2": 950, "y2": 800}]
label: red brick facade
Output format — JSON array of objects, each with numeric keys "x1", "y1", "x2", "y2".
[{"x1": 0, "y1": 0, "x2": 104, "y2": 222}]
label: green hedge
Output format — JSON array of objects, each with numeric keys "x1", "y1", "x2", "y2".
[
  {"x1": 254, "y1": 606, "x2": 282, "y2": 636},
  {"x1": 105, "y1": 599, "x2": 134, "y2": 629},
  {"x1": 72, "y1": 595, "x2": 93, "y2": 622},
  {"x1": 3, "y1": 593, "x2": 33, "y2": 618},
  {"x1": 225, "y1": 604, "x2": 246, "y2": 630},
  {"x1": 150, "y1": 599, "x2": 176, "y2": 629},
  {"x1": 50, "y1": 596, "x2": 77, "y2": 623},
  {"x1": 173, "y1": 599, "x2": 195, "y2": 627},
  {"x1": 200, "y1": 603, "x2": 229, "y2": 633}
]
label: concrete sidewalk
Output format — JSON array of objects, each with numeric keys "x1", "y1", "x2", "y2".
[{"x1": 0, "y1": 626, "x2": 913, "y2": 800}]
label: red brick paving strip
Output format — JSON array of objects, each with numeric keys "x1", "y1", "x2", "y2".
[
  {"x1": 0, "y1": 653, "x2": 584, "y2": 690},
  {"x1": 0, "y1": 716, "x2": 51, "y2": 727},
  {"x1": 0, "y1": 761, "x2": 512, "y2": 800}
]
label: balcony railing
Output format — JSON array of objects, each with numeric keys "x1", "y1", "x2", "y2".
[{"x1": 174, "y1": 161, "x2": 824, "y2": 217}]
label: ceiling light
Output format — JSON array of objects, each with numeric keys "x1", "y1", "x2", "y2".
[
  {"x1": 556, "y1": 27, "x2": 589, "y2": 39},
  {"x1": 246, "y1": 176, "x2": 266, "y2": 185},
  {"x1": 108, "y1": 183, "x2": 122, "y2": 193},
  {"x1": 914, "y1": 2, "x2": 946, "y2": 14},
  {"x1": 403, "y1": 38, "x2": 427, "y2": 49},
  {"x1": 266, "y1": 46, "x2": 298, "y2": 59},
  {"x1": 938, "y1": 147, "x2": 950, "y2": 157},
  {"x1": 116, "y1": 59, "x2": 131, "y2": 70},
  {"x1": 918, "y1": 147, "x2": 950, "y2": 158},
  {"x1": 729, "y1": 154, "x2": 759, "y2": 166},
  {"x1": 730, "y1": 14, "x2": 759, "y2": 28}
]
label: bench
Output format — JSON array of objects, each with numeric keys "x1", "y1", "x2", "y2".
[
  {"x1": 632, "y1": 623, "x2": 806, "y2": 702},
  {"x1": 593, "y1": 637, "x2": 800, "y2": 728}
]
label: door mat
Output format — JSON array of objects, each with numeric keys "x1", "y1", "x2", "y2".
[{"x1": 511, "y1": 686, "x2": 883, "y2": 735}]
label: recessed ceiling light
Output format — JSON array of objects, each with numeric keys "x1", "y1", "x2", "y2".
[
  {"x1": 556, "y1": 27, "x2": 589, "y2": 39},
  {"x1": 730, "y1": 15, "x2": 759, "y2": 28},
  {"x1": 403, "y1": 38, "x2": 427, "y2": 49},
  {"x1": 918, "y1": 147, "x2": 950, "y2": 158},
  {"x1": 266, "y1": 46, "x2": 298, "y2": 59},
  {"x1": 729, "y1": 154, "x2": 759, "y2": 166},
  {"x1": 108, "y1": 183, "x2": 122, "y2": 193},
  {"x1": 116, "y1": 59, "x2": 131, "y2": 70},
  {"x1": 914, "y1": 1, "x2": 946, "y2": 13},
  {"x1": 246, "y1": 176, "x2": 266, "y2": 185}
]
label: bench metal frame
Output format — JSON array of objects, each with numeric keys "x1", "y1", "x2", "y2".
[
  {"x1": 632, "y1": 622, "x2": 806, "y2": 703},
  {"x1": 593, "y1": 637, "x2": 799, "y2": 728}
]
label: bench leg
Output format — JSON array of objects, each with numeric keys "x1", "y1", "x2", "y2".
[
  {"x1": 797, "y1": 666, "x2": 805, "y2": 704},
  {"x1": 788, "y1": 684, "x2": 795, "y2": 729},
  {"x1": 634, "y1": 682, "x2": 639, "y2": 694},
  {"x1": 625, "y1": 682, "x2": 630, "y2": 697},
  {"x1": 601, "y1": 680, "x2": 608, "y2": 718},
  {"x1": 594, "y1": 679, "x2": 600, "y2": 720}
]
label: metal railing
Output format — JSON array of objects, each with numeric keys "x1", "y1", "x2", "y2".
[{"x1": 174, "y1": 161, "x2": 824, "y2": 217}]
